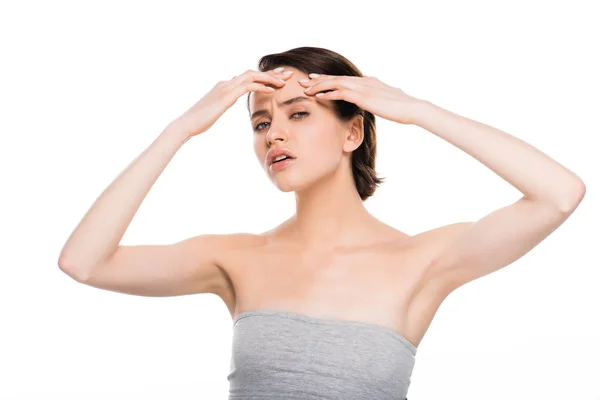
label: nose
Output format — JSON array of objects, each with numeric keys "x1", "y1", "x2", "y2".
[{"x1": 265, "y1": 118, "x2": 288, "y2": 146}]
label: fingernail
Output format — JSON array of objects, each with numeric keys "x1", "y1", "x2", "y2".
[
  {"x1": 309, "y1": 73, "x2": 320, "y2": 78},
  {"x1": 298, "y1": 78, "x2": 309, "y2": 83},
  {"x1": 282, "y1": 70, "x2": 294, "y2": 75},
  {"x1": 274, "y1": 67, "x2": 284, "y2": 72}
]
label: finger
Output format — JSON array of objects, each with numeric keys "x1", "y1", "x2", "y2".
[
  {"x1": 314, "y1": 89, "x2": 345, "y2": 100},
  {"x1": 269, "y1": 67, "x2": 285, "y2": 74},
  {"x1": 245, "y1": 82, "x2": 276, "y2": 94},
  {"x1": 304, "y1": 76, "x2": 361, "y2": 96},
  {"x1": 303, "y1": 76, "x2": 339, "y2": 95},
  {"x1": 297, "y1": 73, "x2": 327, "y2": 87},
  {"x1": 265, "y1": 67, "x2": 294, "y2": 79},
  {"x1": 274, "y1": 68, "x2": 295, "y2": 82},
  {"x1": 259, "y1": 68, "x2": 296, "y2": 86},
  {"x1": 308, "y1": 72, "x2": 327, "y2": 80},
  {"x1": 239, "y1": 69, "x2": 286, "y2": 89},
  {"x1": 314, "y1": 88, "x2": 360, "y2": 105}
]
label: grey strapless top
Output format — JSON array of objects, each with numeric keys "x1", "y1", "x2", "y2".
[{"x1": 227, "y1": 309, "x2": 417, "y2": 400}]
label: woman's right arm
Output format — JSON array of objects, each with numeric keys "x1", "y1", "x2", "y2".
[
  {"x1": 57, "y1": 67, "x2": 291, "y2": 297},
  {"x1": 57, "y1": 122, "x2": 191, "y2": 279}
]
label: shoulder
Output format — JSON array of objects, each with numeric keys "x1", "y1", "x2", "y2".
[
  {"x1": 210, "y1": 231, "x2": 268, "y2": 246},
  {"x1": 405, "y1": 222, "x2": 475, "y2": 292},
  {"x1": 413, "y1": 222, "x2": 474, "y2": 246},
  {"x1": 382, "y1": 221, "x2": 471, "y2": 253},
  {"x1": 406, "y1": 222, "x2": 474, "y2": 263}
]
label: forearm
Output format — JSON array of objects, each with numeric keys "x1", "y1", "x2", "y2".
[
  {"x1": 411, "y1": 100, "x2": 586, "y2": 211},
  {"x1": 58, "y1": 122, "x2": 190, "y2": 278}
]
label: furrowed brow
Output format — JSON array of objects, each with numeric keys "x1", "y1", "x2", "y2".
[{"x1": 250, "y1": 96, "x2": 312, "y2": 120}]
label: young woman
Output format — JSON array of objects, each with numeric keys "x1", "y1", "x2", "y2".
[{"x1": 58, "y1": 47, "x2": 586, "y2": 399}]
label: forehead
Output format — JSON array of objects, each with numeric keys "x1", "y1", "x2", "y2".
[
  {"x1": 249, "y1": 69, "x2": 336, "y2": 118},
  {"x1": 249, "y1": 67, "x2": 311, "y2": 110}
]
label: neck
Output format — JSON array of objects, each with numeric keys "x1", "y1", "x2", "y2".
[{"x1": 289, "y1": 162, "x2": 374, "y2": 250}]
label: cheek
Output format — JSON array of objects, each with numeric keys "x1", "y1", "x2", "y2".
[
  {"x1": 304, "y1": 133, "x2": 344, "y2": 170},
  {"x1": 308, "y1": 125, "x2": 343, "y2": 154},
  {"x1": 253, "y1": 140, "x2": 265, "y2": 164}
]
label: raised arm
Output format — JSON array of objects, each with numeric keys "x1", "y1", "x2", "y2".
[{"x1": 58, "y1": 68, "x2": 292, "y2": 297}]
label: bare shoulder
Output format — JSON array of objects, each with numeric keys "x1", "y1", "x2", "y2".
[
  {"x1": 412, "y1": 222, "x2": 474, "y2": 248},
  {"x1": 212, "y1": 231, "x2": 263, "y2": 267},
  {"x1": 407, "y1": 222, "x2": 475, "y2": 291}
]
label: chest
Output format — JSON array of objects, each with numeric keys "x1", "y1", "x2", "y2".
[{"x1": 220, "y1": 239, "x2": 437, "y2": 341}]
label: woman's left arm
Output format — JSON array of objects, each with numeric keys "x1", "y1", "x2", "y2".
[
  {"x1": 409, "y1": 99, "x2": 586, "y2": 293},
  {"x1": 412, "y1": 100, "x2": 585, "y2": 211},
  {"x1": 302, "y1": 74, "x2": 586, "y2": 294}
]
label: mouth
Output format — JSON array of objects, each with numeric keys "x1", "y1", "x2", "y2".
[{"x1": 269, "y1": 156, "x2": 296, "y2": 172}]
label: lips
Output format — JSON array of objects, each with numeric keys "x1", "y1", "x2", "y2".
[
  {"x1": 266, "y1": 147, "x2": 297, "y2": 167},
  {"x1": 269, "y1": 157, "x2": 296, "y2": 172}
]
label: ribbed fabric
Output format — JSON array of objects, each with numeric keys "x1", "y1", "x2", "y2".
[{"x1": 227, "y1": 309, "x2": 416, "y2": 400}]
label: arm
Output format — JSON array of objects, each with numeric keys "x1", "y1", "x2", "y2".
[
  {"x1": 58, "y1": 68, "x2": 288, "y2": 294},
  {"x1": 297, "y1": 73, "x2": 585, "y2": 292},
  {"x1": 58, "y1": 122, "x2": 191, "y2": 280},
  {"x1": 411, "y1": 100, "x2": 586, "y2": 293}
]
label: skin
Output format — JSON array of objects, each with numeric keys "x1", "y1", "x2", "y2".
[
  {"x1": 59, "y1": 62, "x2": 585, "y2": 351},
  {"x1": 214, "y1": 67, "x2": 441, "y2": 349},
  {"x1": 248, "y1": 67, "x2": 397, "y2": 250},
  {"x1": 217, "y1": 65, "x2": 584, "y2": 349}
]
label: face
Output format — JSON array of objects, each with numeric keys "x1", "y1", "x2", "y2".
[{"x1": 248, "y1": 67, "x2": 363, "y2": 193}]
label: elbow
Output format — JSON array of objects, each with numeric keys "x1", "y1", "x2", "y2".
[
  {"x1": 58, "y1": 257, "x2": 89, "y2": 283},
  {"x1": 557, "y1": 179, "x2": 586, "y2": 213}
]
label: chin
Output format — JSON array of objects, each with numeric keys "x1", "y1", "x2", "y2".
[
  {"x1": 268, "y1": 164, "x2": 335, "y2": 194},
  {"x1": 269, "y1": 174, "x2": 305, "y2": 193},
  {"x1": 266, "y1": 167, "x2": 307, "y2": 193}
]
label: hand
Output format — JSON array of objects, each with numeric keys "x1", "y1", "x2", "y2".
[
  {"x1": 172, "y1": 67, "x2": 295, "y2": 138},
  {"x1": 299, "y1": 73, "x2": 425, "y2": 125}
]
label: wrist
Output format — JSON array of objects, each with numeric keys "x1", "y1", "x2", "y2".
[
  {"x1": 163, "y1": 120, "x2": 193, "y2": 144},
  {"x1": 406, "y1": 98, "x2": 435, "y2": 126}
]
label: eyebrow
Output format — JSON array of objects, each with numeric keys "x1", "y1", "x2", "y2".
[{"x1": 250, "y1": 96, "x2": 312, "y2": 120}]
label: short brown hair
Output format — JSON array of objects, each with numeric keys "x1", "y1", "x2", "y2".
[{"x1": 247, "y1": 46, "x2": 385, "y2": 201}]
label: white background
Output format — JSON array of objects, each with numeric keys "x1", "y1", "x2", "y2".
[{"x1": 1, "y1": 0, "x2": 598, "y2": 399}]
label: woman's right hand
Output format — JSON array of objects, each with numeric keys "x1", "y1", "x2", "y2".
[{"x1": 171, "y1": 67, "x2": 294, "y2": 139}]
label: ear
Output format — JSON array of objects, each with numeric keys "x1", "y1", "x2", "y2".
[{"x1": 343, "y1": 114, "x2": 365, "y2": 153}]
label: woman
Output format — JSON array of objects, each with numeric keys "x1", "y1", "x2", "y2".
[{"x1": 58, "y1": 46, "x2": 586, "y2": 399}]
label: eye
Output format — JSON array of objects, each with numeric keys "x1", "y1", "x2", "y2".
[{"x1": 253, "y1": 111, "x2": 309, "y2": 132}]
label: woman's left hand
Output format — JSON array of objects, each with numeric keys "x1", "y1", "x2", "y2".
[{"x1": 299, "y1": 73, "x2": 425, "y2": 125}]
